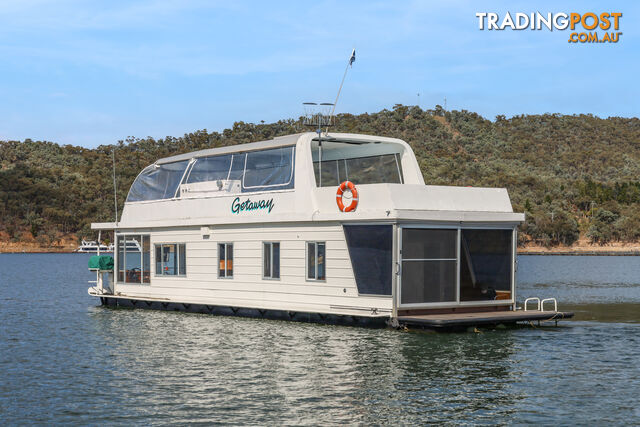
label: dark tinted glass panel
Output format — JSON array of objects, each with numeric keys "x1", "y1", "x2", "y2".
[
  {"x1": 179, "y1": 244, "x2": 186, "y2": 276},
  {"x1": 162, "y1": 244, "x2": 177, "y2": 275},
  {"x1": 346, "y1": 154, "x2": 402, "y2": 185},
  {"x1": 118, "y1": 236, "x2": 125, "y2": 282},
  {"x1": 460, "y1": 229, "x2": 512, "y2": 301},
  {"x1": 313, "y1": 160, "x2": 341, "y2": 187},
  {"x1": 402, "y1": 229, "x2": 457, "y2": 259},
  {"x1": 401, "y1": 260, "x2": 456, "y2": 304},
  {"x1": 125, "y1": 235, "x2": 142, "y2": 283},
  {"x1": 218, "y1": 243, "x2": 226, "y2": 277},
  {"x1": 317, "y1": 243, "x2": 326, "y2": 280},
  {"x1": 263, "y1": 242, "x2": 271, "y2": 278},
  {"x1": 227, "y1": 244, "x2": 233, "y2": 277},
  {"x1": 155, "y1": 245, "x2": 161, "y2": 276},
  {"x1": 272, "y1": 243, "x2": 280, "y2": 279},
  {"x1": 142, "y1": 236, "x2": 150, "y2": 283},
  {"x1": 344, "y1": 225, "x2": 392, "y2": 295},
  {"x1": 307, "y1": 242, "x2": 315, "y2": 279}
]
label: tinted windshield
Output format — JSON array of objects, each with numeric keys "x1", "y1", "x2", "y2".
[
  {"x1": 127, "y1": 146, "x2": 295, "y2": 202},
  {"x1": 126, "y1": 160, "x2": 189, "y2": 202},
  {"x1": 312, "y1": 141, "x2": 404, "y2": 187}
]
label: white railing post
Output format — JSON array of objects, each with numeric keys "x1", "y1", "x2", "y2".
[
  {"x1": 524, "y1": 297, "x2": 540, "y2": 311},
  {"x1": 541, "y1": 298, "x2": 558, "y2": 312}
]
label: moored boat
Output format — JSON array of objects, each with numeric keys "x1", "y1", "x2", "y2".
[
  {"x1": 76, "y1": 239, "x2": 113, "y2": 253},
  {"x1": 88, "y1": 132, "x2": 572, "y2": 329}
]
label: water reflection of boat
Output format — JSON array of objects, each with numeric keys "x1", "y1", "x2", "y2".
[
  {"x1": 75, "y1": 239, "x2": 113, "y2": 253},
  {"x1": 118, "y1": 239, "x2": 142, "y2": 253}
]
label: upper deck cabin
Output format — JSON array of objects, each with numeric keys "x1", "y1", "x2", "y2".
[{"x1": 94, "y1": 132, "x2": 523, "y2": 229}]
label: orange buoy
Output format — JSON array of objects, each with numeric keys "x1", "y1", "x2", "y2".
[{"x1": 336, "y1": 181, "x2": 358, "y2": 212}]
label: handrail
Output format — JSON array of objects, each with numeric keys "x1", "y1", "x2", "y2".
[
  {"x1": 524, "y1": 297, "x2": 540, "y2": 311},
  {"x1": 541, "y1": 298, "x2": 558, "y2": 312}
]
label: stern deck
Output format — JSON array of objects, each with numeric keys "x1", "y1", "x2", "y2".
[{"x1": 398, "y1": 310, "x2": 574, "y2": 329}]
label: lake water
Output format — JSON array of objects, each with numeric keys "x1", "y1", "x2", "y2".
[{"x1": 1, "y1": 254, "x2": 639, "y2": 425}]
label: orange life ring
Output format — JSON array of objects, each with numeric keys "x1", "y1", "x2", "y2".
[{"x1": 336, "y1": 181, "x2": 358, "y2": 212}]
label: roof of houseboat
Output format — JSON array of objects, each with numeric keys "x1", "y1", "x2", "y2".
[
  {"x1": 155, "y1": 132, "x2": 415, "y2": 165},
  {"x1": 156, "y1": 133, "x2": 305, "y2": 165},
  {"x1": 93, "y1": 131, "x2": 525, "y2": 230}
]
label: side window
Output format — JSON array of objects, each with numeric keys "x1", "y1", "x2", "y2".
[
  {"x1": 242, "y1": 146, "x2": 295, "y2": 192},
  {"x1": 219, "y1": 243, "x2": 234, "y2": 278},
  {"x1": 155, "y1": 243, "x2": 187, "y2": 276},
  {"x1": 185, "y1": 154, "x2": 233, "y2": 183},
  {"x1": 343, "y1": 225, "x2": 392, "y2": 295},
  {"x1": 263, "y1": 242, "x2": 280, "y2": 279},
  {"x1": 117, "y1": 234, "x2": 150, "y2": 284},
  {"x1": 306, "y1": 242, "x2": 326, "y2": 281}
]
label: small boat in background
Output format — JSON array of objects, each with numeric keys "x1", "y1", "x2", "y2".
[{"x1": 75, "y1": 239, "x2": 114, "y2": 253}]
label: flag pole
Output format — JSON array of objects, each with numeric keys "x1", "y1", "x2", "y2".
[
  {"x1": 112, "y1": 148, "x2": 118, "y2": 224},
  {"x1": 329, "y1": 48, "x2": 355, "y2": 128}
]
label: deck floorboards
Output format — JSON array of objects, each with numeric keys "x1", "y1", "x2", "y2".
[{"x1": 398, "y1": 310, "x2": 574, "y2": 328}]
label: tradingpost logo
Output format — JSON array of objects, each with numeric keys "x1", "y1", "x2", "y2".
[{"x1": 475, "y1": 12, "x2": 623, "y2": 43}]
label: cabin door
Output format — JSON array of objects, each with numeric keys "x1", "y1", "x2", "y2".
[{"x1": 398, "y1": 228, "x2": 458, "y2": 307}]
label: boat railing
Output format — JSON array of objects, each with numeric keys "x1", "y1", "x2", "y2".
[
  {"x1": 523, "y1": 297, "x2": 559, "y2": 312},
  {"x1": 540, "y1": 298, "x2": 558, "y2": 312},
  {"x1": 523, "y1": 297, "x2": 541, "y2": 311}
]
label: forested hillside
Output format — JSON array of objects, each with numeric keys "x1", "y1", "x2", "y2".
[{"x1": 1, "y1": 104, "x2": 639, "y2": 249}]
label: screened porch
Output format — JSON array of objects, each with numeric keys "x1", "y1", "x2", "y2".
[{"x1": 398, "y1": 226, "x2": 515, "y2": 308}]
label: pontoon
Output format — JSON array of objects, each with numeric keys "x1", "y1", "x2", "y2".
[{"x1": 89, "y1": 132, "x2": 572, "y2": 329}]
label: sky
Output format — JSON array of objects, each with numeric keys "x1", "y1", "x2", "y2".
[{"x1": 0, "y1": 0, "x2": 638, "y2": 147}]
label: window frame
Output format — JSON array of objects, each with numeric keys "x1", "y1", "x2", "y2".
[
  {"x1": 116, "y1": 234, "x2": 151, "y2": 285},
  {"x1": 154, "y1": 243, "x2": 187, "y2": 277},
  {"x1": 306, "y1": 241, "x2": 326, "y2": 282},
  {"x1": 262, "y1": 241, "x2": 280, "y2": 280},
  {"x1": 218, "y1": 242, "x2": 234, "y2": 279}
]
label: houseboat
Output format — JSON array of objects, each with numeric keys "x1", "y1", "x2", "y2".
[
  {"x1": 76, "y1": 239, "x2": 113, "y2": 253},
  {"x1": 89, "y1": 132, "x2": 572, "y2": 329}
]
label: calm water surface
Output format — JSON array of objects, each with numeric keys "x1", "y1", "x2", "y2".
[{"x1": 1, "y1": 254, "x2": 639, "y2": 425}]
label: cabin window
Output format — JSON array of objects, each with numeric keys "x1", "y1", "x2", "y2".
[
  {"x1": 262, "y1": 242, "x2": 280, "y2": 279},
  {"x1": 242, "y1": 146, "x2": 295, "y2": 192},
  {"x1": 126, "y1": 160, "x2": 190, "y2": 202},
  {"x1": 400, "y1": 229, "x2": 457, "y2": 304},
  {"x1": 312, "y1": 139, "x2": 404, "y2": 187},
  {"x1": 343, "y1": 225, "x2": 392, "y2": 295},
  {"x1": 306, "y1": 242, "x2": 326, "y2": 281},
  {"x1": 218, "y1": 243, "x2": 234, "y2": 278},
  {"x1": 155, "y1": 243, "x2": 187, "y2": 276},
  {"x1": 460, "y1": 229, "x2": 512, "y2": 301},
  {"x1": 177, "y1": 147, "x2": 294, "y2": 196},
  {"x1": 186, "y1": 154, "x2": 233, "y2": 183},
  {"x1": 116, "y1": 235, "x2": 151, "y2": 284}
]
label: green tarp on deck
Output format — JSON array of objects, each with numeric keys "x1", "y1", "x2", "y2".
[{"x1": 88, "y1": 255, "x2": 114, "y2": 271}]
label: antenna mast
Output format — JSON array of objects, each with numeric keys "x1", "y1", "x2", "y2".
[
  {"x1": 112, "y1": 148, "x2": 118, "y2": 224},
  {"x1": 303, "y1": 102, "x2": 333, "y2": 187},
  {"x1": 329, "y1": 48, "x2": 356, "y2": 124}
]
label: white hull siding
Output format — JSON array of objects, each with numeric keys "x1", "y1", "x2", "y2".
[{"x1": 113, "y1": 223, "x2": 393, "y2": 318}]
